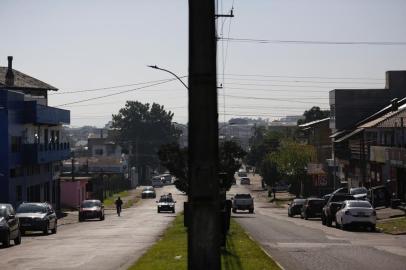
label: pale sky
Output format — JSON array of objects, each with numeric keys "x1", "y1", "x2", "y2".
[{"x1": 1, "y1": 0, "x2": 406, "y2": 127}]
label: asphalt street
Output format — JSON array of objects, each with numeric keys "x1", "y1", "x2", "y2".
[
  {"x1": 0, "y1": 185, "x2": 185, "y2": 270},
  {"x1": 230, "y1": 181, "x2": 406, "y2": 270}
]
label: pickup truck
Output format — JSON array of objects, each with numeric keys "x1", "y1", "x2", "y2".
[
  {"x1": 232, "y1": 194, "x2": 254, "y2": 213},
  {"x1": 321, "y1": 193, "x2": 355, "y2": 226}
]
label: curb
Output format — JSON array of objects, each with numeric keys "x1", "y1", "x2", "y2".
[{"x1": 245, "y1": 233, "x2": 286, "y2": 270}]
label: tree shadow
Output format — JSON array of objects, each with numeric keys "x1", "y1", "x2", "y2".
[{"x1": 221, "y1": 231, "x2": 244, "y2": 270}]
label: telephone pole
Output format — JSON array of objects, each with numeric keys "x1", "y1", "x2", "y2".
[{"x1": 188, "y1": 1, "x2": 220, "y2": 269}]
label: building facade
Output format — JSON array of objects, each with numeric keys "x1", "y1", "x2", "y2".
[{"x1": 0, "y1": 56, "x2": 70, "y2": 209}]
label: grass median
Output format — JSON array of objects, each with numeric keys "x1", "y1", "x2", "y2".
[
  {"x1": 377, "y1": 217, "x2": 406, "y2": 235},
  {"x1": 129, "y1": 213, "x2": 280, "y2": 270}
]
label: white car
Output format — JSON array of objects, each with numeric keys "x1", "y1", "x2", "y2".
[{"x1": 335, "y1": 200, "x2": 376, "y2": 231}]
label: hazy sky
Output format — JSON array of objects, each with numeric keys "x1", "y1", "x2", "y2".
[{"x1": 1, "y1": 0, "x2": 406, "y2": 127}]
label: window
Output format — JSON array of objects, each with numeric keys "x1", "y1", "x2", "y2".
[
  {"x1": 16, "y1": 185, "x2": 22, "y2": 201},
  {"x1": 10, "y1": 167, "x2": 23, "y2": 178},
  {"x1": 11, "y1": 136, "x2": 22, "y2": 152}
]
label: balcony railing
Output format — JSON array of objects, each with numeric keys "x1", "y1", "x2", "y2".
[
  {"x1": 23, "y1": 143, "x2": 71, "y2": 164},
  {"x1": 24, "y1": 101, "x2": 70, "y2": 125}
]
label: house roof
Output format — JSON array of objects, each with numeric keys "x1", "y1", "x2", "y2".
[
  {"x1": 298, "y1": 117, "x2": 330, "y2": 128},
  {"x1": 0, "y1": 67, "x2": 58, "y2": 91},
  {"x1": 334, "y1": 128, "x2": 364, "y2": 143},
  {"x1": 359, "y1": 103, "x2": 406, "y2": 129}
]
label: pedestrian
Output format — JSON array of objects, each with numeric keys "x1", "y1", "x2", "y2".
[
  {"x1": 272, "y1": 187, "x2": 276, "y2": 200},
  {"x1": 115, "y1": 196, "x2": 123, "y2": 217}
]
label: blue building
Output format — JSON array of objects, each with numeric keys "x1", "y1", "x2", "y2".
[{"x1": 0, "y1": 56, "x2": 70, "y2": 209}]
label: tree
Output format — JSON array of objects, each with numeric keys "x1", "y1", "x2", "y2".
[
  {"x1": 112, "y1": 101, "x2": 181, "y2": 183},
  {"x1": 297, "y1": 106, "x2": 330, "y2": 125},
  {"x1": 268, "y1": 140, "x2": 316, "y2": 196},
  {"x1": 158, "y1": 141, "x2": 246, "y2": 194}
]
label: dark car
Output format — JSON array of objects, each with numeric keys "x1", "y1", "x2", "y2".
[
  {"x1": 350, "y1": 187, "x2": 368, "y2": 200},
  {"x1": 79, "y1": 200, "x2": 105, "y2": 222},
  {"x1": 367, "y1": 185, "x2": 390, "y2": 208},
  {"x1": 322, "y1": 193, "x2": 355, "y2": 226},
  {"x1": 0, "y1": 204, "x2": 21, "y2": 247},
  {"x1": 142, "y1": 186, "x2": 156, "y2": 199},
  {"x1": 301, "y1": 198, "x2": 325, "y2": 219},
  {"x1": 157, "y1": 195, "x2": 176, "y2": 213},
  {"x1": 240, "y1": 177, "x2": 251, "y2": 185},
  {"x1": 288, "y1": 198, "x2": 306, "y2": 217},
  {"x1": 16, "y1": 202, "x2": 57, "y2": 235}
]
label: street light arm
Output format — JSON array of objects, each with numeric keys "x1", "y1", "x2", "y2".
[{"x1": 147, "y1": 65, "x2": 189, "y2": 90}]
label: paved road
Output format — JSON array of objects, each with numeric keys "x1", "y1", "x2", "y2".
[
  {"x1": 230, "y1": 182, "x2": 406, "y2": 270},
  {"x1": 0, "y1": 185, "x2": 185, "y2": 270}
]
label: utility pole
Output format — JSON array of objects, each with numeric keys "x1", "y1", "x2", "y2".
[
  {"x1": 71, "y1": 151, "x2": 75, "y2": 181},
  {"x1": 188, "y1": 1, "x2": 220, "y2": 270}
]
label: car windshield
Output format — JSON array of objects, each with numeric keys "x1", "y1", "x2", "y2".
[
  {"x1": 81, "y1": 201, "x2": 100, "y2": 207},
  {"x1": 350, "y1": 187, "x2": 368, "y2": 195},
  {"x1": 144, "y1": 187, "x2": 154, "y2": 191},
  {"x1": 241, "y1": 177, "x2": 249, "y2": 180},
  {"x1": 293, "y1": 199, "x2": 305, "y2": 204},
  {"x1": 17, "y1": 204, "x2": 47, "y2": 214},
  {"x1": 235, "y1": 194, "x2": 251, "y2": 199},
  {"x1": 309, "y1": 200, "x2": 324, "y2": 205},
  {"x1": 348, "y1": 201, "x2": 372, "y2": 208},
  {"x1": 0, "y1": 208, "x2": 6, "y2": 217},
  {"x1": 331, "y1": 195, "x2": 354, "y2": 202},
  {"x1": 159, "y1": 197, "x2": 174, "y2": 203}
]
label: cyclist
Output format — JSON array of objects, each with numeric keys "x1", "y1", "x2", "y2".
[{"x1": 115, "y1": 197, "x2": 123, "y2": 216}]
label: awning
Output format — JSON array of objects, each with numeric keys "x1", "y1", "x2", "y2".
[{"x1": 334, "y1": 128, "x2": 364, "y2": 143}]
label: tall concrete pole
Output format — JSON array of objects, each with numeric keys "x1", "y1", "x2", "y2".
[{"x1": 188, "y1": 0, "x2": 220, "y2": 269}]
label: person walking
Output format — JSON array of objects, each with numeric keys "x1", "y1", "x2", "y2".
[{"x1": 115, "y1": 197, "x2": 123, "y2": 217}]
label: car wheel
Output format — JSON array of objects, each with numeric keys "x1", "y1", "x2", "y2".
[
  {"x1": 2, "y1": 232, "x2": 10, "y2": 248},
  {"x1": 51, "y1": 222, "x2": 57, "y2": 234},
  {"x1": 370, "y1": 224, "x2": 376, "y2": 232},
  {"x1": 43, "y1": 223, "x2": 49, "y2": 235},
  {"x1": 101, "y1": 214, "x2": 105, "y2": 221},
  {"x1": 304, "y1": 213, "x2": 308, "y2": 220},
  {"x1": 335, "y1": 220, "x2": 340, "y2": 229},
  {"x1": 321, "y1": 215, "x2": 326, "y2": 225},
  {"x1": 14, "y1": 231, "x2": 21, "y2": 245},
  {"x1": 232, "y1": 208, "x2": 237, "y2": 213},
  {"x1": 157, "y1": 208, "x2": 160, "y2": 213},
  {"x1": 249, "y1": 209, "x2": 254, "y2": 214},
  {"x1": 172, "y1": 209, "x2": 175, "y2": 213}
]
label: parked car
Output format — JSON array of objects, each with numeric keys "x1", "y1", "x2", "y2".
[
  {"x1": 350, "y1": 187, "x2": 368, "y2": 200},
  {"x1": 79, "y1": 200, "x2": 104, "y2": 222},
  {"x1": 232, "y1": 194, "x2": 254, "y2": 213},
  {"x1": 321, "y1": 193, "x2": 355, "y2": 226},
  {"x1": 335, "y1": 200, "x2": 376, "y2": 231},
  {"x1": 367, "y1": 185, "x2": 390, "y2": 208},
  {"x1": 157, "y1": 195, "x2": 176, "y2": 213},
  {"x1": 237, "y1": 171, "x2": 248, "y2": 178},
  {"x1": 288, "y1": 198, "x2": 306, "y2": 217},
  {"x1": 141, "y1": 186, "x2": 156, "y2": 199},
  {"x1": 161, "y1": 174, "x2": 172, "y2": 184},
  {"x1": 301, "y1": 198, "x2": 325, "y2": 219},
  {"x1": 240, "y1": 177, "x2": 251, "y2": 185},
  {"x1": 16, "y1": 202, "x2": 57, "y2": 235},
  {"x1": 151, "y1": 177, "x2": 164, "y2": 188},
  {"x1": 0, "y1": 204, "x2": 21, "y2": 247}
]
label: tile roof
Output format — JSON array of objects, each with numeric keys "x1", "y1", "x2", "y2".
[{"x1": 0, "y1": 67, "x2": 58, "y2": 91}]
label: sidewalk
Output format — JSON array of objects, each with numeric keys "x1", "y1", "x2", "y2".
[{"x1": 376, "y1": 207, "x2": 405, "y2": 220}]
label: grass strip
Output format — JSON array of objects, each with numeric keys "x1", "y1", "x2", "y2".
[
  {"x1": 377, "y1": 217, "x2": 406, "y2": 235},
  {"x1": 103, "y1": 191, "x2": 130, "y2": 207},
  {"x1": 128, "y1": 214, "x2": 280, "y2": 270}
]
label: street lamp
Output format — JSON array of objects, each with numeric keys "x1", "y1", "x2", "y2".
[{"x1": 147, "y1": 65, "x2": 189, "y2": 90}]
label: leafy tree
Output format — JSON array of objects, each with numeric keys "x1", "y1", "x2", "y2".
[
  {"x1": 157, "y1": 143, "x2": 188, "y2": 193},
  {"x1": 297, "y1": 106, "x2": 330, "y2": 125},
  {"x1": 112, "y1": 101, "x2": 181, "y2": 183},
  {"x1": 268, "y1": 140, "x2": 316, "y2": 196},
  {"x1": 158, "y1": 141, "x2": 246, "y2": 194}
]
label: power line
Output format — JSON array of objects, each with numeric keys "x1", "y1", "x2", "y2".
[
  {"x1": 218, "y1": 37, "x2": 406, "y2": 46},
  {"x1": 222, "y1": 73, "x2": 384, "y2": 81},
  {"x1": 55, "y1": 78, "x2": 179, "y2": 107},
  {"x1": 224, "y1": 94, "x2": 328, "y2": 105},
  {"x1": 49, "y1": 77, "x2": 186, "y2": 95}
]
